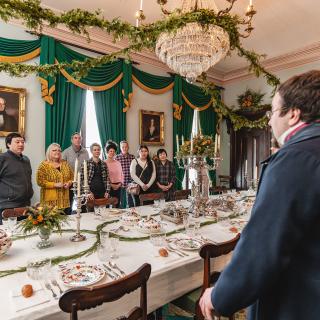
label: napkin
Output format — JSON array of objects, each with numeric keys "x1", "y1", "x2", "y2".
[{"x1": 11, "y1": 282, "x2": 51, "y2": 312}]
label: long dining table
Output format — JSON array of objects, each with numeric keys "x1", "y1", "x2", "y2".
[{"x1": 0, "y1": 199, "x2": 250, "y2": 320}]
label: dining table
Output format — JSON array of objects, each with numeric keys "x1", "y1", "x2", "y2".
[{"x1": 0, "y1": 197, "x2": 251, "y2": 320}]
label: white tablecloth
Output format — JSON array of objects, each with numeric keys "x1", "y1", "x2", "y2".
[{"x1": 0, "y1": 202, "x2": 248, "y2": 320}]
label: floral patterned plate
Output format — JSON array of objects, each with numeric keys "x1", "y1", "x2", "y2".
[
  {"x1": 174, "y1": 238, "x2": 203, "y2": 251},
  {"x1": 60, "y1": 263, "x2": 105, "y2": 287}
]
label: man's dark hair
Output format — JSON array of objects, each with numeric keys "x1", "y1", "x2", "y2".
[
  {"x1": 278, "y1": 70, "x2": 320, "y2": 122},
  {"x1": 5, "y1": 132, "x2": 23, "y2": 149},
  {"x1": 105, "y1": 140, "x2": 118, "y2": 153},
  {"x1": 157, "y1": 148, "x2": 167, "y2": 157}
]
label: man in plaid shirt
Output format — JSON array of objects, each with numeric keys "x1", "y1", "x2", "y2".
[{"x1": 115, "y1": 141, "x2": 135, "y2": 207}]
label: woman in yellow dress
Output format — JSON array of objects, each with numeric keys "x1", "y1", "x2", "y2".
[{"x1": 36, "y1": 143, "x2": 73, "y2": 212}]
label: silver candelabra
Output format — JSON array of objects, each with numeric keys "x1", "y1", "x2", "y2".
[
  {"x1": 176, "y1": 154, "x2": 222, "y2": 217},
  {"x1": 70, "y1": 181, "x2": 90, "y2": 242}
]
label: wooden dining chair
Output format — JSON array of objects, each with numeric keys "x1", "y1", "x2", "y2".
[
  {"x1": 166, "y1": 234, "x2": 241, "y2": 320},
  {"x1": 59, "y1": 263, "x2": 152, "y2": 320},
  {"x1": 174, "y1": 190, "x2": 191, "y2": 201},
  {"x1": 86, "y1": 197, "x2": 119, "y2": 210},
  {"x1": 2, "y1": 207, "x2": 27, "y2": 219},
  {"x1": 139, "y1": 193, "x2": 164, "y2": 206}
]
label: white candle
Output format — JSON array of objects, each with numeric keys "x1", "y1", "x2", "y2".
[
  {"x1": 217, "y1": 134, "x2": 221, "y2": 152},
  {"x1": 190, "y1": 134, "x2": 194, "y2": 155},
  {"x1": 245, "y1": 159, "x2": 248, "y2": 175},
  {"x1": 250, "y1": 0, "x2": 253, "y2": 6},
  {"x1": 182, "y1": 135, "x2": 185, "y2": 146},
  {"x1": 77, "y1": 172, "x2": 81, "y2": 197},
  {"x1": 214, "y1": 134, "x2": 218, "y2": 154},
  {"x1": 176, "y1": 134, "x2": 180, "y2": 152},
  {"x1": 135, "y1": 18, "x2": 139, "y2": 27},
  {"x1": 140, "y1": 0, "x2": 143, "y2": 10},
  {"x1": 73, "y1": 158, "x2": 78, "y2": 182},
  {"x1": 254, "y1": 165, "x2": 258, "y2": 180},
  {"x1": 83, "y1": 160, "x2": 88, "y2": 187}
]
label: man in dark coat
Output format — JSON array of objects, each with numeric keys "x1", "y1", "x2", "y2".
[
  {"x1": 0, "y1": 133, "x2": 33, "y2": 224},
  {"x1": 0, "y1": 97, "x2": 18, "y2": 132},
  {"x1": 200, "y1": 70, "x2": 320, "y2": 320}
]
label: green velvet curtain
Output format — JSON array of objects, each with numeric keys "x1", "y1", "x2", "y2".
[
  {"x1": 93, "y1": 83, "x2": 126, "y2": 150},
  {"x1": 45, "y1": 73, "x2": 86, "y2": 150},
  {"x1": 55, "y1": 42, "x2": 123, "y2": 87},
  {"x1": 200, "y1": 107, "x2": 217, "y2": 184},
  {"x1": 0, "y1": 37, "x2": 40, "y2": 61},
  {"x1": 173, "y1": 102, "x2": 194, "y2": 190},
  {"x1": 173, "y1": 76, "x2": 194, "y2": 190},
  {"x1": 132, "y1": 66, "x2": 174, "y2": 93},
  {"x1": 42, "y1": 38, "x2": 132, "y2": 150},
  {"x1": 39, "y1": 36, "x2": 56, "y2": 105}
]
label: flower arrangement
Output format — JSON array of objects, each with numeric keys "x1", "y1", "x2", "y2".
[
  {"x1": 19, "y1": 204, "x2": 68, "y2": 234},
  {"x1": 237, "y1": 89, "x2": 266, "y2": 110},
  {"x1": 176, "y1": 134, "x2": 217, "y2": 158}
]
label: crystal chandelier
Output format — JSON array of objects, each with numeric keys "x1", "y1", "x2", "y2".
[{"x1": 151, "y1": 0, "x2": 256, "y2": 83}]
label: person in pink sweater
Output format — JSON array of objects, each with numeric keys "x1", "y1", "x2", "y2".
[{"x1": 104, "y1": 141, "x2": 124, "y2": 208}]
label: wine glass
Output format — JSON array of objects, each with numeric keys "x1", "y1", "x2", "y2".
[
  {"x1": 100, "y1": 230, "x2": 110, "y2": 247},
  {"x1": 183, "y1": 214, "x2": 190, "y2": 232},
  {"x1": 97, "y1": 244, "x2": 110, "y2": 263},
  {"x1": 110, "y1": 238, "x2": 119, "y2": 259},
  {"x1": 8, "y1": 216, "x2": 17, "y2": 235}
]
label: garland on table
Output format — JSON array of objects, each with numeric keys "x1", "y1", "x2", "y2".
[{"x1": 0, "y1": 211, "x2": 243, "y2": 278}]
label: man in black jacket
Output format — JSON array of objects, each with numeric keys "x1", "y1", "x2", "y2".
[
  {"x1": 0, "y1": 133, "x2": 33, "y2": 224},
  {"x1": 200, "y1": 70, "x2": 320, "y2": 320}
]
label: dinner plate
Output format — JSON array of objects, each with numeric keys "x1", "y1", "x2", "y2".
[
  {"x1": 105, "y1": 209, "x2": 123, "y2": 216},
  {"x1": 174, "y1": 238, "x2": 203, "y2": 251},
  {"x1": 60, "y1": 263, "x2": 105, "y2": 287}
]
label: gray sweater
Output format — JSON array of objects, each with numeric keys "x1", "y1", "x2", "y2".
[
  {"x1": 62, "y1": 145, "x2": 89, "y2": 170},
  {"x1": 0, "y1": 150, "x2": 34, "y2": 209}
]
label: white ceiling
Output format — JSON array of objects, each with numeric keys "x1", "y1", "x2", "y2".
[{"x1": 40, "y1": 0, "x2": 320, "y2": 73}]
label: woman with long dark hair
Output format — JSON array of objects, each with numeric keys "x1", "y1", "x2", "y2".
[
  {"x1": 104, "y1": 141, "x2": 123, "y2": 208},
  {"x1": 130, "y1": 145, "x2": 156, "y2": 206}
]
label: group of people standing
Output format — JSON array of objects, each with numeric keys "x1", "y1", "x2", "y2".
[{"x1": 0, "y1": 131, "x2": 176, "y2": 223}]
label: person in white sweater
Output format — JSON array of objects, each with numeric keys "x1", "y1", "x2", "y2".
[{"x1": 130, "y1": 145, "x2": 156, "y2": 206}]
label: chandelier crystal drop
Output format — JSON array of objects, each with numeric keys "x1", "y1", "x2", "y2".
[{"x1": 155, "y1": 0, "x2": 230, "y2": 83}]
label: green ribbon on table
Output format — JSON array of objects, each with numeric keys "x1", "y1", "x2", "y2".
[{"x1": 0, "y1": 212, "x2": 243, "y2": 278}]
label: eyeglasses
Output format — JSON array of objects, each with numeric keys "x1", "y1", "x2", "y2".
[{"x1": 266, "y1": 108, "x2": 282, "y2": 119}]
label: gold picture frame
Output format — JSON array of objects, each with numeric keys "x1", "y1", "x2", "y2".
[
  {"x1": 0, "y1": 86, "x2": 26, "y2": 137},
  {"x1": 139, "y1": 110, "x2": 164, "y2": 145}
]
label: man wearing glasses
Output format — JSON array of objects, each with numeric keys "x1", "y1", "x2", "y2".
[{"x1": 200, "y1": 70, "x2": 320, "y2": 320}]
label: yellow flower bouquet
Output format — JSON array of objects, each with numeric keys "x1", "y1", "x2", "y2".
[
  {"x1": 176, "y1": 134, "x2": 217, "y2": 159},
  {"x1": 19, "y1": 205, "x2": 68, "y2": 248}
]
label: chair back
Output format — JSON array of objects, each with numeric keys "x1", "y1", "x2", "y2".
[
  {"x1": 196, "y1": 234, "x2": 240, "y2": 320},
  {"x1": 174, "y1": 189, "x2": 191, "y2": 201},
  {"x1": 2, "y1": 207, "x2": 27, "y2": 219},
  {"x1": 87, "y1": 197, "x2": 118, "y2": 208},
  {"x1": 139, "y1": 193, "x2": 164, "y2": 206},
  {"x1": 59, "y1": 263, "x2": 151, "y2": 320}
]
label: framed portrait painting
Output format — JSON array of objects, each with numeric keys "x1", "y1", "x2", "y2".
[
  {"x1": 139, "y1": 110, "x2": 164, "y2": 145},
  {"x1": 0, "y1": 86, "x2": 26, "y2": 137}
]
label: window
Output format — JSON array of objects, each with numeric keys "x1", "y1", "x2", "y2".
[{"x1": 82, "y1": 90, "x2": 102, "y2": 157}]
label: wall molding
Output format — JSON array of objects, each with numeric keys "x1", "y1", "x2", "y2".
[{"x1": 9, "y1": 21, "x2": 320, "y2": 85}]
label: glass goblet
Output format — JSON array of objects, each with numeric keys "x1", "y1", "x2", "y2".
[{"x1": 110, "y1": 237, "x2": 119, "y2": 259}]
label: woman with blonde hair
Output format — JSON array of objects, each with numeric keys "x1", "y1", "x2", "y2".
[{"x1": 36, "y1": 143, "x2": 73, "y2": 212}]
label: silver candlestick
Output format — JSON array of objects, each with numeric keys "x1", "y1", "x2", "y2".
[{"x1": 70, "y1": 181, "x2": 90, "y2": 242}]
